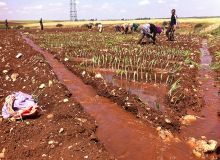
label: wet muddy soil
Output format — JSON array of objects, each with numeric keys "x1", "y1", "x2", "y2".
[
  {"x1": 181, "y1": 40, "x2": 220, "y2": 143},
  {"x1": 98, "y1": 70, "x2": 167, "y2": 112}
]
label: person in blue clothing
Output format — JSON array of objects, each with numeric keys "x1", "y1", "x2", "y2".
[
  {"x1": 138, "y1": 23, "x2": 162, "y2": 45},
  {"x1": 166, "y1": 9, "x2": 178, "y2": 41}
]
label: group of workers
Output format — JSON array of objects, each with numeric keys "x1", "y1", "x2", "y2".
[
  {"x1": 92, "y1": 9, "x2": 177, "y2": 44},
  {"x1": 115, "y1": 23, "x2": 139, "y2": 34},
  {"x1": 4, "y1": 9, "x2": 177, "y2": 44},
  {"x1": 113, "y1": 9, "x2": 177, "y2": 44}
]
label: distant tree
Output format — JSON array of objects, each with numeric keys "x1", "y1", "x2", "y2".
[{"x1": 56, "y1": 24, "x2": 64, "y2": 28}]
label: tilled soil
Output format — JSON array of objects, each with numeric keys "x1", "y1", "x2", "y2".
[{"x1": 0, "y1": 30, "x2": 113, "y2": 160}]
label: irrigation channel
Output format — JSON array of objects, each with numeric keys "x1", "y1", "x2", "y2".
[
  {"x1": 22, "y1": 33, "x2": 219, "y2": 160},
  {"x1": 180, "y1": 40, "x2": 220, "y2": 141}
]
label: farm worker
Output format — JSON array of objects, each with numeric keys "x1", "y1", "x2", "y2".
[
  {"x1": 166, "y1": 9, "x2": 178, "y2": 41},
  {"x1": 87, "y1": 23, "x2": 93, "y2": 29},
  {"x1": 115, "y1": 25, "x2": 121, "y2": 32},
  {"x1": 138, "y1": 23, "x2": 163, "y2": 45},
  {"x1": 121, "y1": 23, "x2": 130, "y2": 34},
  {"x1": 98, "y1": 23, "x2": 103, "y2": 33},
  {"x1": 5, "y1": 19, "x2": 9, "y2": 30},
  {"x1": 132, "y1": 23, "x2": 139, "y2": 32},
  {"x1": 39, "y1": 18, "x2": 44, "y2": 30}
]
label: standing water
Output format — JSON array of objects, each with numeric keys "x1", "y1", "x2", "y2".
[{"x1": 96, "y1": 70, "x2": 167, "y2": 112}]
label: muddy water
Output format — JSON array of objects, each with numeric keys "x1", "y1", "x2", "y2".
[
  {"x1": 22, "y1": 34, "x2": 198, "y2": 160},
  {"x1": 99, "y1": 71, "x2": 167, "y2": 112},
  {"x1": 181, "y1": 40, "x2": 220, "y2": 142}
]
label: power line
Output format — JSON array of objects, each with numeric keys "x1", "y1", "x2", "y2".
[{"x1": 70, "y1": 0, "x2": 77, "y2": 21}]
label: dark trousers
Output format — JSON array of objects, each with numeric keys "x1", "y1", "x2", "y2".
[
  {"x1": 5, "y1": 25, "x2": 9, "y2": 30},
  {"x1": 115, "y1": 26, "x2": 121, "y2": 32},
  {"x1": 123, "y1": 26, "x2": 129, "y2": 34},
  {"x1": 166, "y1": 25, "x2": 175, "y2": 38},
  {"x1": 40, "y1": 24, "x2": 44, "y2": 30},
  {"x1": 138, "y1": 32, "x2": 156, "y2": 44}
]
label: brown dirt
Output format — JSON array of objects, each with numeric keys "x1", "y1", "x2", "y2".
[
  {"x1": 0, "y1": 30, "x2": 114, "y2": 160},
  {"x1": 209, "y1": 37, "x2": 220, "y2": 91}
]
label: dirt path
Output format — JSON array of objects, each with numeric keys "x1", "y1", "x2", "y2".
[{"x1": 21, "y1": 34, "x2": 198, "y2": 160}]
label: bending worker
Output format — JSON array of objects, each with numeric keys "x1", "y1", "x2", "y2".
[
  {"x1": 122, "y1": 23, "x2": 134, "y2": 34},
  {"x1": 115, "y1": 25, "x2": 121, "y2": 32},
  {"x1": 131, "y1": 23, "x2": 139, "y2": 32},
  {"x1": 138, "y1": 23, "x2": 162, "y2": 45},
  {"x1": 97, "y1": 23, "x2": 103, "y2": 33}
]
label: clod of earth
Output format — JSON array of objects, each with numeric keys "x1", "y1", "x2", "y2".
[
  {"x1": 82, "y1": 71, "x2": 86, "y2": 77},
  {"x1": 5, "y1": 75, "x2": 10, "y2": 81},
  {"x1": 63, "y1": 98, "x2": 69, "y2": 103},
  {"x1": 181, "y1": 115, "x2": 197, "y2": 125},
  {"x1": 39, "y1": 83, "x2": 46, "y2": 89},
  {"x1": 165, "y1": 118, "x2": 172, "y2": 124},
  {"x1": 23, "y1": 32, "x2": 29, "y2": 35},
  {"x1": 16, "y1": 53, "x2": 23, "y2": 59},
  {"x1": 48, "y1": 140, "x2": 58, "y2": 145},
  {"x1": 188, "y1": 137, "x2": 218, "y2": 158},
  {"x1": 217, "y1": 111, "x2": 220, "y2": 117},
  {"x1": 11, "y1": 73, "x2": 19, "y2": 82},
  {"x1": 75, "y1": 118, "x2": 87, "y2": 123},
  {"x1": 47, "y1": 114, "x2": 54, "y2": 119},
  {"x1": 95, "y1": 73, "x2": 103, "y2": 79},
  {"x1": 190, "y1": 65, "x2": 195, "y2": 69},
  {"x1": 42, "y1": 154, "x2": 47, "y2": 157},
  {"x1": 0, "y1": 148, "x2": 6, "y2": 159},
  {"x1": 156, "y1": 127, "x2": 179, "y2": 142},
  {"x1": 48, "y1": 80, "x2": 53, "y2": 87},
  {"x1": 2, "y1": 70, "x2": 8, "y2": 74},
  {"x1": 59, "y1": 128, "x2": 64, "y2": 134}
]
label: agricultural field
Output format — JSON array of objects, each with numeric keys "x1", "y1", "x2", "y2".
[{"x1": 0, "y1": 19, "x2": 220, "y2": 160}]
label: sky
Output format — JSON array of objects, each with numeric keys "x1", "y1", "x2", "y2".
[{"x1": 0, "y1": 0, "x2": 220, "y2": 20}]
